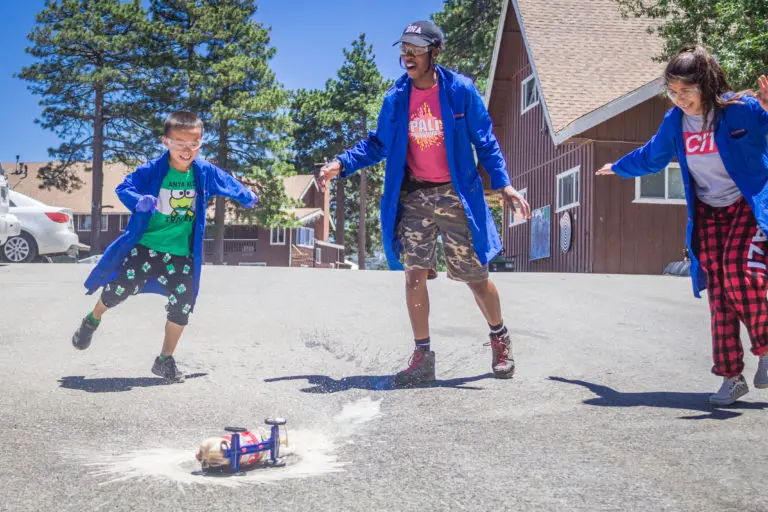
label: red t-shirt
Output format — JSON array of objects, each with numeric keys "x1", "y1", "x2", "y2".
[{"x1": 406, "y1": 83, "x2": 451, "y2": 183}]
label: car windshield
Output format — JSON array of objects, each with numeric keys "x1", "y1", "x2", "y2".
[{"x1": 8, "y1": 190, "x2": 46, "y2": 208}]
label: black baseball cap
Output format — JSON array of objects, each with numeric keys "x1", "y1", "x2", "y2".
[{"x1": 394, "y1": 21, "x2": 445, "y2": 48}]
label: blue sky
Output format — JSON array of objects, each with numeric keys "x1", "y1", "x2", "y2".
[{"x1": 0, "y1": 0, "x2": 444, "y2": 163}]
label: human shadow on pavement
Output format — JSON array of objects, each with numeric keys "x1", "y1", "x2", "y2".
[
  {"x1": 549, "y1": 376, "x2": 768, "y2": 420},
  {"x1": 264, "y1": 373, "x2": 494, "y2": 393},
  {"x1": 58, "y1": 373, "x2": 208, "y2": 393}
]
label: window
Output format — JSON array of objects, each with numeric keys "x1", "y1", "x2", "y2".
[
  {"x1": 296, "y1": 227, "x2": 315, "y2": 247},
  {"x1": 556, "y1": 166, "x2": 580, "y2": 212},
  {"x1": 521, "y1": 75, "x2": 539, "y2": 114},
  {"x1": 634, "y1": 163, "x2": 686, "y2": 204},
  {"x1": 78, "y1": 214, "x2": 109, "y2": 232},
  {"x1": 270, "y1": 226, "x2": 285, "y2": 245},
  {"x1": 120, "y1": 214, "x2": 129, "y2": 232},
  {"x1": 315, "y1": 247, "x2": 322, "y2": 264},
  {"x1": 509, "y1": 188, "x2": 529, "y2": 226}
]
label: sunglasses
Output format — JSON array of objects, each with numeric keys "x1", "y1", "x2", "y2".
[{"x1": 399, "y1": 45, "x2": 431, "y2": 57}]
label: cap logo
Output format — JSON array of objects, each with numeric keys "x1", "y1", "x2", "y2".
[{"x1": 405, "y1": 24, "x2": 422, "y2": 34}]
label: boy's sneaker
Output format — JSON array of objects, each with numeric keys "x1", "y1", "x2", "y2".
[
  {"x1": 151, "y1": 356, "x2": 185, "y2": 383},
  {"x1": 486, "y1": 332, "x2": 515, "y2": 379},
  {"x1": 72, "y1": 316, "x2": 99, "y2": 351},
  {"x1": 755, "y1": 355, "x2": 768, "y2": 389},
  {"x1": 709, "y1": 375, "x2": 749, "y2": 406},
  {"x1": 394, "y1": 349, "x2": 435, "y2": 387}
]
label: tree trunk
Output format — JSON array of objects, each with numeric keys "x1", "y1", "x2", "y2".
[
  {"x1": 90, "y1": 84, "x2": 105, "y2": 255},
  {"x1": 358, "y1": 113, "x2": 367, "y2": 270},
  {"x1": 334, "y1": 122, "x2": 345, "y2": 249},
  {"x1": 213, "y1": 120, "x2": 229, "y2": 265}
]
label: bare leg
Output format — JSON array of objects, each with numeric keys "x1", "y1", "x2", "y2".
[
  {"x1": 405, "y1": 269, "x2": 431, "y2": 339},
  {"x1": 161, "y1": 321, "x2": 185, "y2": 356},
  {"x1": 91, "y1": 299, "x2": 109, "y2": 320},
  {"x1": 466, "y1": 279, "x2": 502, "y2": 326}
]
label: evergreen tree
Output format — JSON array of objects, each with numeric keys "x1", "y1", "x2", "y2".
[
  {"x1": 17, "y1": 0, "x2": 151, "y2": 254},
  {"x1": 148, "y1": 0, "x2": 294, "y2": 264},
  {"x1": 615, "y1": 0, "x2": 768, "y2": 90}
]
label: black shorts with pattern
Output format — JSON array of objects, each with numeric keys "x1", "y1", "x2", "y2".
[{"x1": 100, "y1": 243, "x2": 195, "y2": 326}]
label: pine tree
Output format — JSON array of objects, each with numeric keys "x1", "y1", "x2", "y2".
[
  {"x1": 431, "y1": 0, "x2": 504, "y2": 93},
  {"x1": 17, "y1": 0, "x2": 152, "y2": 254},
  {"x1": 148, "y1": 0, "x2": 294, "y2": 264},
  {"x1": 615, "y1": 0, "x2": 768, "y2": 90},
  {"x1": 330, "y1": 35, "x2": 391, "y2": 268}
]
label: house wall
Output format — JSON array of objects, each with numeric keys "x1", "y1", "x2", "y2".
[
  {"x1": 75, "y1": 213, "x2": 128, "y2": 256},
  {"x1": 488, "y1": 11, "x2": 594, "y2": 272},
  {"x1": 488, "y1": 11, "x2": 687, "y2": 275}
]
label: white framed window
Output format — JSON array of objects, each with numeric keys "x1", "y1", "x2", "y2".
[
  {"x1": 119, "y1": 214, "x2": 129, "y2": 232},
  {"x1": 556, "y1": 166, "x2": 580, "y2": 213},
  {"x1": 521, "y1": 75, "x2": 539, "y2": 114},
  {"x1": 315, "y1": 247, "x2": 322, "y2": 264},
  {"x1": 509, "y1": 188, "x2": 529, "y2": 226},
  {"x1": 634, "y1": 163, "x2": 686, "y2": 204},
  {"x1": 270, "y1": 226, "x2": 286, "y2": 245},
  {"x1": 296, "y1": 226, "x2": 315, "y2": 247},
  {"x1": 78, "y1": 214, "x2": 108, "y2": 232}
]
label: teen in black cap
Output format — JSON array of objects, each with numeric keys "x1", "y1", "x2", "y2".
[{"x1": 319, "y1": 20, "x2": 529, "y2": 386}]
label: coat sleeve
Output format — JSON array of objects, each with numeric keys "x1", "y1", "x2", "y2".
[
  {"x1": 336, "y1": 94, "x2": 397, "y2": 178},
  {"x1": 206, "y1": 164, "x2": 254, "y2": 206},
  {"x1": 465, "y1": 81, "x2": 510, "y2": 190},
  {"x1": 116, "y1": 163, "x2": 152, "y2": 212},
  {"x1": 745, "y1": 94, "x2": 768, "y2": 136},
  {"x1": 612, "y1": 112, "x2": 677, "y2": 178}
]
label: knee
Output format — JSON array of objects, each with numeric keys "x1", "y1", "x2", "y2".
[
  {"x1": 405, "y1": 270, "x2": 430, "y2": 289},
  {"x1": 466, "y1": 279, "x2": 489, "y2": 294}
]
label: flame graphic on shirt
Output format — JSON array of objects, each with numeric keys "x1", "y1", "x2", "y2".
[{"x1": 409, "y1": 102, "x2": 444, "y2": 151}]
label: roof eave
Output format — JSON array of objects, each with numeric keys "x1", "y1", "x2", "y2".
[{"x1": 552, "y1": 77, "x2": 665, "y2": 145}]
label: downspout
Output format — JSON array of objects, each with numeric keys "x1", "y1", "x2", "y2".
[{"x1": 288, "y1": 228, "x2": 292, "y2": 267}]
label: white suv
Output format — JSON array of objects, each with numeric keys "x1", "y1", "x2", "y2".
[
  {"x1": 2, "y1": 190, "x2": 80, "y2": 263},
  {"x1": 0, "y1": 171, "x2": 20, "y2": 246}
]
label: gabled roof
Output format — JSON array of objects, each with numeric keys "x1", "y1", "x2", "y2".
[
  {"x1": 486, "y1": 0, "x2": 666, "y2": 145},
  {"x1": 283, "y1": 174, "x2": 318, "y2": 201}
]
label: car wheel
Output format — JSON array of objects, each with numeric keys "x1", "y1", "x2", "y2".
[{"x1": 1, "y1": 232, "x2": 38, "y2": 263}]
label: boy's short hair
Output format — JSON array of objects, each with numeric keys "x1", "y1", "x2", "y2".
[{"x1": 164, "y1": 111, "x2": 203, "y2": 137}]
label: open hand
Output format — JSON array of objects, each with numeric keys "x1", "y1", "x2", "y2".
[
  {"x1": 500, "y1": 185, "x2": 531, "y2": 220},
  {"x1": 317, "y1": 160, "x2": 341, "y2": 192},
  {"x1": 758, "y1": 75, "x2": 768, "y2": 112},
  {"x1": 595, "y1": 163, "x2": 615, "y2": 176},
  {"x1": 136, "y1": 194, "x2": 158, "y2": 213}
]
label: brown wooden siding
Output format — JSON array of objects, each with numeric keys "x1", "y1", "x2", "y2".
[
  {"x1": 489, "y1": 11, "x2": 594, "y2": 272},
  {"x1": 75, "y1": 213, "x2": 126, "y2": 256},
  {"x1": 502, "y1": 143, "x2": 594, "y2": 272},
  {"x1": 592, "y1": 141, "x2": 687, "y2": 274}
]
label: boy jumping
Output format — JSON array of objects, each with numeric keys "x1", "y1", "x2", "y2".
[{"x1": 71, "y1": 111, "x2": 258, "y2": 382}]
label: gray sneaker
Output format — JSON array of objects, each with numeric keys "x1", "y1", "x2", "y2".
[
  {"x1": 151, "y1": 356, "x2": 185, "y2": 383},
  {"x1": 394, "y1": 349, "x2": 435, "y2": 387},
  {"x1": 72, "y1": 315, "x2": 99, "y2": 351},
  {"x1": 709, "y1": 375, "x2": 749, "y2": 406},
  {"x1": 755, "y1": 355, "x2": 768, "y2": 389}
]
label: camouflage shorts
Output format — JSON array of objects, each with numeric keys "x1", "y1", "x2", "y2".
[{"x1": 397, "y1": 184, "x2": 488, "y2": 282}]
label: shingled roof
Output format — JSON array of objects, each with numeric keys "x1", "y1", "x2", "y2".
[{"x1": 486, "y1": 0, "x2": 666, "y2": 144}]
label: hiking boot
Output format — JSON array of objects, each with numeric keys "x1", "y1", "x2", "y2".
[
  {"x1": 72, "y1": 315, "x2": 99, "y2": 351},
  {"x1": 151, "y1": 356, "x2": 185, "y2": 383},
  {"x1": 755, "y1": 355, "x2": 768, "y2": 389},
  {"x1": 485, "y1": 332, "x2": 515, "y2": 379},
  {"x1": 394, "y1": 349, "x2": 435, "y2": 387},
  {"x1": 709, "y1": 375, "x2": 749, "y2": 406}
]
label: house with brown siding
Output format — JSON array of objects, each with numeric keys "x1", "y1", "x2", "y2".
[
  {"x1": 483, "y1": 0, "x2": 688, "y2": 274},
  {"x1": 4, "y1": 162, "x2": 344, "y2": 268}
]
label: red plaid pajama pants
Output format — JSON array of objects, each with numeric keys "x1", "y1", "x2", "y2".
[{"x1": 696, "y1": 197, "x2": 768, "y2": 377}]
